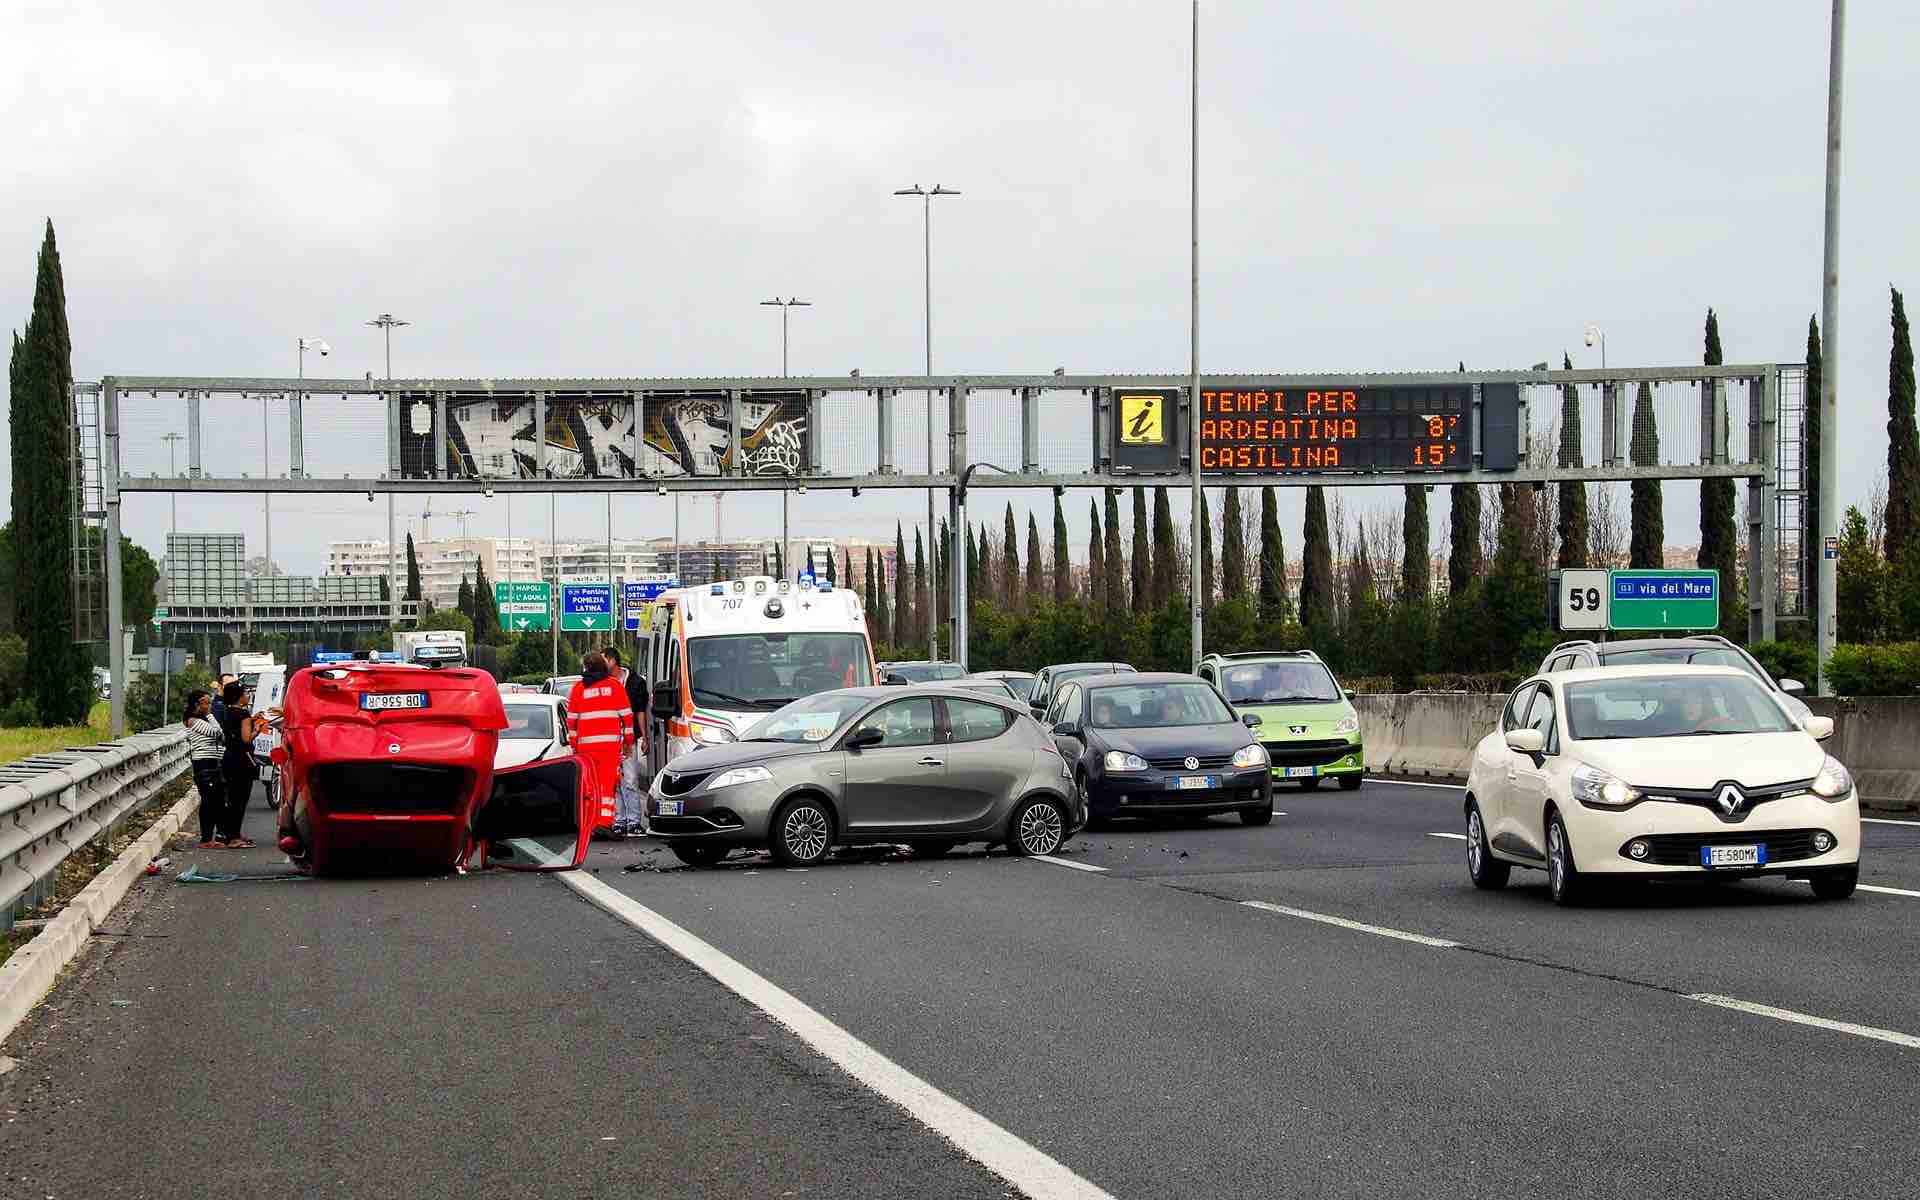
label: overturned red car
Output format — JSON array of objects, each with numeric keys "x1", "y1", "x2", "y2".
[{"x1": 273, "y1": 663, "x2": 595, "y2": 875}]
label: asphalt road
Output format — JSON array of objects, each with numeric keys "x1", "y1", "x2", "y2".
[{"x1": 5, "y1": 779, "x2": 1918, "y2": 1198}]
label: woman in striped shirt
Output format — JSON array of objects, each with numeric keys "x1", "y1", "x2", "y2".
[{"x1": 181, "y1": 690, "x2": 228, "y2": 848}]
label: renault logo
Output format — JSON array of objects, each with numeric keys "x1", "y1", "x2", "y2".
[
  {"x1": 1184, "y1": 756, "x2": 1199, "y2": 770},
  {"x1": 1716, "y1": 784, "x2": 1745, "y2": 815}
]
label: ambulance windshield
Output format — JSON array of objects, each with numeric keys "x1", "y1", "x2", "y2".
[{"x1": 686, "y1": 634, "x2": 873, "y2": 710}]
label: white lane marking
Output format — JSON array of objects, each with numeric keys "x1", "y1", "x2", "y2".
[
  {"x1": 1860, "y1": 884, "x2": 1920, "y2": 899},
  {"x1": 1033, "y1": 855, "x2": 1109, "y2": 874},
  {"x1": 562, "y1": 873, "x2": 1116, "y2": 1200},
  {"x1": 1864, "y1": 817, "x2": 1920, "y2": 827},
  {"x1": 1427, "y1": 832, "x2": 1468, "y2": 842},
  {"x1": 1240, "y1": 899, "x2": 1458, "y2": 948},
  {"x1": 1365, "y1": 777, "x2": 1464, "y2": 790},
  {"x1": 1688, "y1": 994, "x2": 1920, "y2": 1050}
]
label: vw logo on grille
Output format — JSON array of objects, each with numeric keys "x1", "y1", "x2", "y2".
[
  {"x1": 1716, "y1": 784, "x2": 1745, "y2": 814},
  {"x1": 1289, "y1": 725, "x2": 1309, "y2": 735},
  {"x1": 1184, "y1": 756, "x2": 1199, "y2": 771}
]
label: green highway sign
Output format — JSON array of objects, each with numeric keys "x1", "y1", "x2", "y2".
[
  {"x1": 152, "y1": 607, "x2": 168, "y2": 626},
  {"x1": 560, "y1": 583, "x2": 614, "y2": 632},
  {"x1": 495, "y1": 581, "x2": 552, "y2": 633},
  {"x1": 1606, "y1": 569, "x2": 1719, "y2": 631}
]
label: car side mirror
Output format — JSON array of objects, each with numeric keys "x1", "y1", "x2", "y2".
[
  {"x1": 1780, "y1": 678, "x2": 1806, "y2": 694},
  {"x1": 844, "y1": 727, "x2": 884, "y2": 751},
  {"x1": 1343, "y1": 689, "x2": 1356, "y2": 701},
  {"x1": 882, "y1": 672, "x2": 909, "y2": 686},
  {"x1": 649, "y1": 682, "x2": 677, "y2": 719},
  {"x1": 1051, "y1": 720, "x2": 1081, "y2": 738},
  {"x1": 1504, "y1": 728, "x2": 1546, "y2": 755},
  {"x1": 1242, "y1": 712, "x2": 1262, "y2": 727},
  {"x1": 1802, "y1": 715, "x2": 1834, "y2": 741},
  {"x1": 1029, "y1": 700, "x2": 1048, "y2": 717}
]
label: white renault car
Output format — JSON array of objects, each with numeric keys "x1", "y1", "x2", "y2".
[{"x1": 1463, "y1": 665, "x2": 1859, "y2": 905}]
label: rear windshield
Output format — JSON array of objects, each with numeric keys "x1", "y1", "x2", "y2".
[
  {"x1": 503, "y1": 705, "x2": 555, "y2": 740},
  {"x1": 1218, "y1": 660, "x2": 1341, "y2": 704},
  {"x1": 889, "y1": 662, "x2": 966, "y2": 682}
]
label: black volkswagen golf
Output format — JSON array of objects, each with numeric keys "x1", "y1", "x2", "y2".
[{"x1": 1043, "y1": 672, "x2": 1273, "y2": 826}]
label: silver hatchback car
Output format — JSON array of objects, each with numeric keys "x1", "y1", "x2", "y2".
[{"x1": 649, "y1": 686, "x2": 1081, "y2": 868}]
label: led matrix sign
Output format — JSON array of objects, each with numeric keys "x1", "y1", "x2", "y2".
[{"x1": 1198, "y1": 386, "x2": 1468, "y2": 473}]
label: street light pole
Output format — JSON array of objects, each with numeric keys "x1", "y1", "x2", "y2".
[
  {"x1": 761, "y1": 298, "x2": 811, "y2": 577},
  {"x1": 1817, "y1": 0, "x2": 1846, "y2": 694},
  {"x1": 161, "y1": 432, "x2": 183, "y2": 718},
  {"x1": 896, "y1": 185, "x2": 959, "y2": 661},
  {"x1": 367, "y1": 314, "x2": 409, "y2": 630},
  {"x1": 1187, "y1": 1, "x2": 1205, "y2": 672}
]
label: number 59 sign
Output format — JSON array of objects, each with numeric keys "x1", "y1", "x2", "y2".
[{"x1": 1553, "y1": 569, "x2": 1609, "y2": 632}]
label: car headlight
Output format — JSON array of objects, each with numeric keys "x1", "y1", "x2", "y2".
[
  {"x1": 1232, "y1": 744, "x2": 1269, "y2": 769},
  {"x1": 708, "y1": 765, "x2": 772, "y2": 789},
  {"x1": 1811, "y1": 755, "x2": 1853, "y2": 800},
  {"x1": 1103, "y1": 750, "x2": 1148, "y2": 772},
  {"x1": 1333, "y1": 713, "x2": 1359, "y2": 735},
  {"x1": 1571, "y1": 763, "x2": 1640, "y2": 808},
  {"x1": 691, "y1": 720, "x2": 736, "y2": 746}
]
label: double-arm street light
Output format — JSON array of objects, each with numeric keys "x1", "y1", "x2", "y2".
[{"x1": 894, "y1": 184, "x2": 959, "y2": 662}]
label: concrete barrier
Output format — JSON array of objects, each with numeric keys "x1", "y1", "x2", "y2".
[{"x1": 1805, "y1": 697, "x2": 1920, "y2": 814}]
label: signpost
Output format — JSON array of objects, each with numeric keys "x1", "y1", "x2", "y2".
[
  {"x1": 495, "y1": 581, "x2": 553, "y2": 633},
  {"x1": 152, "y1": 605, "x2": 167, "y2": 629},
  {"x1": 560, "y1": 583, "x2": 614, "y2": 632},
  {"x1": 1553, "y1": 569, "x2": 1609, "y2": 632},
  {"x1": 622, "y1": 576, "x2": 679, "y2": 632},
  {"x1": 1606, "y1": 569, "x2": 1719, "y2": 631}
]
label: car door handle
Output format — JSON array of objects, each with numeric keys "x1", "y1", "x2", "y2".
[{"x1": 916, "y1": 756, "x2": 943, "y2": 767}]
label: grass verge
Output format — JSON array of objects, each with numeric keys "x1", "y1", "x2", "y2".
[{"x1": 0, "y1": 701, "x2": 114, "y2": 769}]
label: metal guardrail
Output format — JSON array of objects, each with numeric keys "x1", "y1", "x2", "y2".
[{"x1": 0, "y1": 728, "x2": 189, "y2": 929}]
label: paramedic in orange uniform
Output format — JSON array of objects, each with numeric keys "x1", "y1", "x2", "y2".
[{"x1": 565, "y1": 652, "x2": 633, "y2": 832}]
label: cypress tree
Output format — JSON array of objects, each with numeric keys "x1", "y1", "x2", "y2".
[
  {"x1": 1886, "y1": 287, "x2": 1920, "y2": 567},
  {"x1": 893, "y1": 522, "x2": 909, "y2": 652},
  {"x1": 1629, "y1": 381, "x2": 1664, "y2": 568},
  {"x1": 1556, "y1": 351, "x2": 1590, "y2": 568},
  {"x1": 1258, "y1": 486, "x2": 1289, "y2": 623},
  {"x1": 1697, "y1": 309, "x2": 1742, "y2": 637},
  {"x1": 1026, "y1": 513, "x2": 1044, "y2": 603},
  {"x1": 1835, "y1": 505, "x2": 1887, "y2": 641},
  {"x1": 405, "y1": 532, "x2": 422, "y2": 600},
  {"x1": 1401, "y1": 484, "x2": 1431, "y2": 602},
  {"x1": 8, "y1": 221, "x2": 91, "y2": 723},
  {"x1": 1129, "y1": 486, "x2": 1150, "y2": 611},
  {"x1": 1151, "y1": 486, "x2": 1176, "y2": 605},
  {"x1": 875, "y1": 569, "x2": 892, "y2": 646},
  {"x1": 473, "y1": 556, "x2": 503, "y2": 642},
  {"x1": 1298, "y1": 486, "x2": 1333, "y2": 631},
  {"x1": 1002, "y1": 503, "x2": 1021, "y2": 611},
  {"x1": 912, "y1": 528, "x2": 927, "y2": 650},
  {"x1": 966, "y1": 522, "x2": 981, "y2": 603},
  {"x1": 1198, "y1": 490, "x2": 1214, "y2": 607},
  {"x1": 1053, "y1": 494, "x2": 1072, "y2": 604},
  {"x1": 457, "y1": 574, "x2": 474, "y2": 623},
  {"x1": 1221, "y1": 488, "x2": 1248, "y2": 602},
  {"x1": 1447, "y1": 485, "x2": 1482, "y2": 595},
  {"x1": 939, "y1": 519, "x2": 952, "y2": 630},
  {"x1": 864, "y1": 547, "x2": 877, "y2": 622},
  {"x1": 1803, "y1": 316, "x2": 1823, "y2": 628},
  {"x1": 1088, "y1": 498, "x2": 1106, "y2": 611},
  {"x1": 1486, "y1": 483, "x2": 1550, "y2": 657},
  {"x1": 1103, "y1": 489, "x2": 1125, "y2": 644}
]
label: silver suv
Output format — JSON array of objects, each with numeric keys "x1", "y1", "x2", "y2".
[{"x1": 1537, "y1": 635, "x2": 1810, "y2": 719}]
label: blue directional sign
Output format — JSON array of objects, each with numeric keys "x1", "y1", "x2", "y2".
[
  {"x1": 1607, "y1": 569, "x2": 1719, "y2": 631},
  {"x1": 623, "y1": 577, "x2": 679, "y2": 631},
  {"x1": 560, "y1": 583, "x2": 614, "y2": 632}
]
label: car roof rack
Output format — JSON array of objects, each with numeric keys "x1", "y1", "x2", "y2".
[{"x1": 1204, "y1": 649, "x2": 1321, "y2": 661}]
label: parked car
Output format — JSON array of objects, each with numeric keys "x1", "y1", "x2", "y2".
[
  {"x1": 944, "y1": 677, "x2": 1023, "y2": 702},
  {"x1": 648, "y1": 686, "x2": 1079, "y2": 868},
  {"x1": 1028, "y1": 661, "x2": 1135, "y2": 716},
  {"x1": 1462, "y1": 665, "x2": 1858, "y2": 905},
  {"x1": 496, "y1": 694, "x2": 569, "y2": 769},
  {"x1": 970, "y1": 669, "x2": 1038, "y2": 701},
  {"x1": 1199, "y1": 650, "x2": 1363, "y2": 791},
  {"x1": 1539, "y1": 635, "x2": 1810, "y2": 720},
  {"x1": 880, "y1": 660, "x2": 968, "y2": 684},
  {"x1": 1044, "y1": 672, "x2": 1272, "y2": 826},
  {"x1": 541, "y1": 674, "x2": 582, "y2": 696}
]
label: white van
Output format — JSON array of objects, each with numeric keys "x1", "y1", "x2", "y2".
[
  {"x1": 642, "y1": 575, "x2": 877, "y2": 777},
  {"x1": 248, "y1": 665, "x2": 289, "y2": 808}
]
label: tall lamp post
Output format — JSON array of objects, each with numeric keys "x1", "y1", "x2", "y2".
[
  {"x1": 368, "y1": 314, "x2": 410, "y2": 628},
  {"x1": 760, "y1": 297, "x2": 811, "y2": 574},
  {"x1": 283, "y1": 337, "x2": 331, "y2": 580},
  {"x1": 161, "y1": 432, "x2": 183, "y2": 717},
  {"x1": 895, "y1": 184, "x2": 959, "y2": 662},
  {"x1": 1583, "y1": 324, "x2": 1607, "y2": 369},
  {"x1": 1186, "y1": 1, "x2": 1203, "y2": 671}
]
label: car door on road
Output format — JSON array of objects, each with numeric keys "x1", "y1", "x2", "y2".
[
  {"x1": 939, "y1": 697, "x2": 1026, "y2": 828},
  {"x1": 841, "y1": 697, "x2": 948, "y2": 831},
  {"x1": 1508, "y1": 684, "x2": 1561, "y2": 856}
]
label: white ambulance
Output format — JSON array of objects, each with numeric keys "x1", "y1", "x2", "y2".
[{"x1": 641, "y1": 575, "x2": 877, "y2": 776}]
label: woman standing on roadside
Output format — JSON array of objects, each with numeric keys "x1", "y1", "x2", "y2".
[
  {"x1": 214, "y1": 680, "x2": 259, "y2": 849},
  {"x1": 182, "y1": 689, "x2": 227, "y2": 848}
]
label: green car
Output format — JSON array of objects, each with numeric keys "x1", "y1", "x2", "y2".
[{"x1": 1198, "y1": 651, "x2": 1364, "y2": 791}]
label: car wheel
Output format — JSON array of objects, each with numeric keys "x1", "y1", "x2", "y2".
[
  {"x1": 1298, "y1": 777, "x2": 1321, "y2": 791},
  {"x1": 1240, "y1": 802, "x2": 1273, "y2": 826},
  {"x1": 669, "y1": 842, "x2": 728, "y2": 869},
  {"x1": 1078, "y1": 771, "x2": 1111, "y2": 830},
  {"x1": 770, "y1": 796, "x2": 834, "y2": 867},
  {"x1": 1007, "y1": 796, "x2": 1067, "y2": 857},
  {"x1": 1545, "y1": 810, "x2": 1584, "y2": 906},
  {"x1": 1809, "y1": 865, "x2": 1858, "y2": 900},
  {"x1": 1465, "y1": 801, "x2": 1509, "y2": 890},
  {"x1": 1337, "y1": 774, "x2": 1363, "y2": 792},
  {"x1": 909, "y1": 841, "x2": 956, "y2": 859}
]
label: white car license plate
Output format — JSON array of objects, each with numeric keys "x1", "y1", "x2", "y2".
[
  {"x1": 656, "y1": 799, "x2": 684, "y2": 816},
  {"x1": 1703, "y1": 844, "x2": 1765, "y2": 868},
  {"x1": 1284, "y1": 766, "x2": 1316, "y2": 779},
  {"x1": 360, "y1": 691, "x2": 427, "y2": 711},
  {"x1": 1173, "y1": 775, "x2": 1217, "y2": 790}
]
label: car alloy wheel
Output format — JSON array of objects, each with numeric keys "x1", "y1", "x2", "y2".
[
  {"x1": 1010, "y1": 798, "x2": 1066, "y2": 857},
  {"x1": 1466, "y1": 803, "x2": 1509, "y2": 890},
  {"x1": 772, "y1": 799, "x2": 833, "y2": 867},
  {"x1": 1546, "y1": 812, "x2": 1581, "y2": 906}
]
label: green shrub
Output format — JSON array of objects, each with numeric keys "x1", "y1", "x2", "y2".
[
  {"x1": 1825, "y1": 643, "x2": 1920, "y2": 695},
  {"x1": 1748, "y1": 639, "x2": 1818, "y2": 687},
  {"x1": 1412, "y1": 672, "x2": 1523, "y2": 694},
  {"x1": 1339, "y1": 675, "x2": 1395, "y2": 694}
]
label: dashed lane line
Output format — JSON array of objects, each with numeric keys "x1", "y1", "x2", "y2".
[
  {"x1": 561, "y1": 872, "x2": 1117, "y2": 1200},
  {"x1": 1864, "y1": 817, "x2": 1920, "y2": 827},
  {"x1": 1033, "y1": 855, "x2": 1109, "y2": 874},
  {"x1": 1860, "y1": 884, "x2": 1920, "y2": 899},
  {"x1": 1688, "y1": 994, "x2": 1920, "y2": 1050},
  {"x1": 1364, "y1": 778, "x2": 1463, "y2": 790},
  {"x1": 1427, "y1": 832, "x2": 1468, "y2": 841},
  {"x1": 1239, "y1": 899, "x2": 1460, "y2": 948}
]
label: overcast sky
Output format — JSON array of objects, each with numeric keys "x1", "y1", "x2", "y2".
[{"x1": 4, "y1": 0, "x2": 1915, "y2": 580}]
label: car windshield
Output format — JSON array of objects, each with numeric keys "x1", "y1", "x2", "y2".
[
  {"x1": 1564, "y1": 674, "x2": 1799, "y2": 740},
  {"x1": 744, "y1": 692, "x2": 875, "y2": 743},
  {"x1": 502, "y1": 705, "x2": 555, "y2": 740},
  {"x1": 1218, "y1": 660, "x2": 1341, "y2": 704},
  {"x1": 1088, "y1": 682, "x2": 1235, "y2": 729},
  {"x1": 888, "y1": 662, "x2": 966, "y2": 682},
  {"x1": 689, "y1": 633, "x2": 874, "y2": 710},
  {"x1": 1599, "y1": 646, "x2": 1766, "y2": 684}
]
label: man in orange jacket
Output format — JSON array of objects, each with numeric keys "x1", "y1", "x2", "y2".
[{"x1": 566, "y1": 652, "x2": 634, "y2": 834}]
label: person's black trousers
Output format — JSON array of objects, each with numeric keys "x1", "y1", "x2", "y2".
[
  {"x1": 192, "y1": 760, "x2": 226, "y2": 842},
  {"x1": 219, "y1": 764, "x2": 257, "y2": 841}
]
